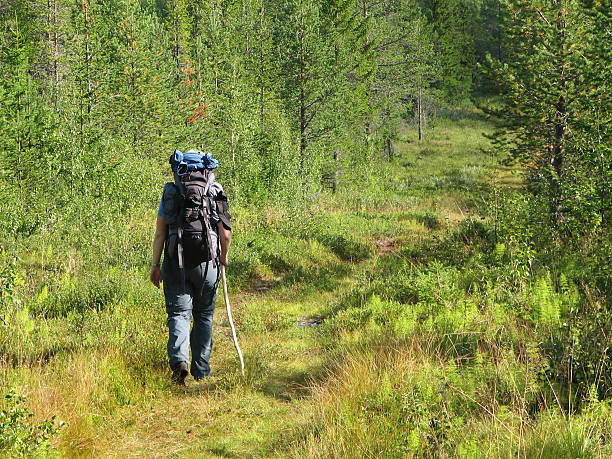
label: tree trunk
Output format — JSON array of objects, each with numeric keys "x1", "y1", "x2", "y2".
[
  {"x1": 332, "y1": 149, "x2": 340, "y2": 193},
  {"x1": 45, "y1": 0, "x2": 60, "y2": 108},
  {"x1": 231, "y1": 129, "x2": 237, "y2": 189},
  {"x1": 173, "y1": 1, "x2": 180, "y2": 72},
  {"x1": 17, "y1": 89, "x2": 22, "y2": 188},
  {"x1": 418, "y1": 85, "x2": 423, "y2": 142},
  {"x1": 83, "y1": 0, "x2": 91, "y2": 115},
  {"x1": 299, "y1": 6, "x2": 306, "y2": 192},
  {"x1": 259, "y1": 1, "x2": 265, "y2": 128},
  {"x1": 194, "y1": 3, "x2": 201, "y2": 92},
  {"x1": 53, "y1": 0, "x2": 59, "y2": 108},
  {"x1": 362, "y1": 0, "x2": 372, "y2": 151},
  {"x1": 549, "y1": 95, "x2": 566, "y2": 219}
]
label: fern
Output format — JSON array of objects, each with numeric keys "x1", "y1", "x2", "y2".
[
  {"x1": 559, "y1": 273, "x2": 570, "y2": 293},
  {"x1": 494, "y1": 243, "x2": 506, "y2": 263},
  {"x1": 558, "y1": 272, "x2": 580, "y2": 316},
  {"x1": 533, "y1": 273, "x2": 560, "y2": 326}
]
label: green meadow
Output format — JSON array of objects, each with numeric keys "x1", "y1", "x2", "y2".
[
  {"x1": 2, "y1": 0, "x2": 610, "y2": 455},
  {"x1": 2, "y1": 115, "x2": 609, "y2": 457}
]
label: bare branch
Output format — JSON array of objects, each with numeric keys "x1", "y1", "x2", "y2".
[{"x1": 537, "y1": 9, "x2": 551, "y2": 26}]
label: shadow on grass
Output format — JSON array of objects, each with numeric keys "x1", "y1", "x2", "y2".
[
  {"x1": 182, "y1": 380, "x2": 219, "y2": 396},
  {"x1": 0, "y1": 344, "x2": 75, "y2": 368},
  {"x1": 437, "y1": 106, "x2": 490, "y2": 122},
  {"x1": 246, "y1": 277, "x2": 280, "y2": 294},
  {"x1": 278, "y1": 263, "x2": 351, "y2": 293},
  {"x1": 206, "y1": 446, "x2": 242, "y2": 458},
  {"x1": 258, "y1": 365, "x2": 322, "y2": 401},
  {"x1": 398, "y1": 210, "x2": 444, "y2": 230}
]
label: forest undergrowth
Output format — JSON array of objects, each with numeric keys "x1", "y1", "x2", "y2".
[{"x1": 1, "y1": 116, "x2": 610, "y2": 457}]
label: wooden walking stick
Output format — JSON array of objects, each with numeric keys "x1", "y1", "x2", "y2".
[{"x1": 221, "y1": 265, "x2": 244, "y2": 376}]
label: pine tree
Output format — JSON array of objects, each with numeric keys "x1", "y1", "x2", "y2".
[
  {"x1": 276, "y1": 0, "x2": 336, "y2": 195},
  {"x1": 425, "y1": 0, "x2": 475, "y2": 100},
  {"x1": 360, "y1": 0, "x2": 440, "y2": 151},
  {"x1": 402, "y1": 8, "x2": 439, "y2": 142},
  {"x1": 473, "y1": 0, "x2": 510, "y2": 93},
  {"x1": 314, "y1": 0, "x2": 361, "y2": 189},
  {"x1": 571, "y1": 0, "x2": 611, "y2": 228},
  {"x1": 113, "y1": 1, "x2": 177, "y2": 153},
  {"x1": 0, "y1": 3, "x2": 56, "y2": 233},
  {"x1": 484, "y1": 0, "x2": 608, "y2": 230}
]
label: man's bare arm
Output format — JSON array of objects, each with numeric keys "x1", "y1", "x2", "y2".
[
  {"x1": 218, "y1": 221, "x2": 231, "y2": 266},
  {"x1": 150, "y1": 216, "x2": 167, "y2": 287}
]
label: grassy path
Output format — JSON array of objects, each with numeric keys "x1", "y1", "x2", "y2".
[
  {"x1": 4, "y1": 115, "x2": 522, "y2": 457},
  {"x1": 5, "y1": 115, "x2": 610, "y2": 458},
  {"x1": 97, "y1": 117, "x2": 499, "y2": 457},
  {"x1": 106, "y1": 234, "x2": 399, "y2": 456},
  {"x1": 109, "y1": 249, "x2": 416, "y2": 456}
]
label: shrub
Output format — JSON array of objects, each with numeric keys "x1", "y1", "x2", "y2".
[{"x1": 0, "y1": 390, "x2": 63, "y2": 456}]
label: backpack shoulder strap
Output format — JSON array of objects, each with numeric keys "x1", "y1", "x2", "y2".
[{"x1": 203, "y1": 169, "x2": 214, "y2": 196}]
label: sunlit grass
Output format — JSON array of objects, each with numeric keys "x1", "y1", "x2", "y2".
[{"x1": 2, "y1": 112, "x2": 609, "y2": 457}]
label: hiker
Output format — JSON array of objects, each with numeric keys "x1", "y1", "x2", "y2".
[{"x1": 150, "y1": 149, "x2": 232, "y2": 385}]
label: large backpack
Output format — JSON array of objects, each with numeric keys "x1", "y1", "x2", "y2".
[{"x1": 161, "y1": 150, "x2": 219, "y2": 274}]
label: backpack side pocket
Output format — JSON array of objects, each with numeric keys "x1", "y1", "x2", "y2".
[
  {"x1": 161, "y1": 183, "x2": 180, "y2": 225},
  {"x1": 166, "y1": 230, "x2": 178, "y2": 259}
]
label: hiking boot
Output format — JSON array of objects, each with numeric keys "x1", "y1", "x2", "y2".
[{"x1": 171, "y1": 361, "x2": 189, "y2": 385}]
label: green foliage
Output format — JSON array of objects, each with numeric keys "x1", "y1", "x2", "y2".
[
  {"x1": 482, "y1": 0, "x2": 611, "y2": 232},
  {"x1": 0, "y1": 252, "x2": 19, "y2": 313},
  {"x1": 0, "y1": 0, "x2": 608, "y2": 449},
  {"x1": 0, "y1": 390, "x2": 63, "y2": 456},
  {"x1": 0, "y1": 0, "x2": 501, "y2": 230},
  {"x1": 353, "y1": 368, "x2": 464, "y2": 456},
  {"x1": 425, "y1": 0, "x2": 476, "y2": 99},
  {"x1": 0, "y1": 5, "x2": 58, "y2": 236},
  {"x1": 533, "y1": 272, "x2": 561, "y2": 326}
]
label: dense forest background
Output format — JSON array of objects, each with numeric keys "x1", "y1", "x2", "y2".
[
  {"x1": 0, "y1": 0, "x2": 610, "y2": 456},
  {"x1": 1, "y1": 0, "x2": 609, "y2": 232},
  {"x1": 1, "y1": 0, "x2": 609, "y2": 223},
  {"x1": 1, "y1": 0, "x2": 521, "y2": 214}
]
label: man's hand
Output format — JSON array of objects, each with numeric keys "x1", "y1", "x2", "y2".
[
  {"x1": 220, "y1": 254, "x2": 229, "y2": 267},
  {"x1": 150, "y1": 266, "x2": 162, "y2": 288}
]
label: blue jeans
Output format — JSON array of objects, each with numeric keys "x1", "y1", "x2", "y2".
[{"x1": 162, "y1": 258, "x2": 220, "y2": 379}]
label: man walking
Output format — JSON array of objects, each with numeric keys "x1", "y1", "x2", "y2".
[{"x1": 150, "y1": 150, "x2": 232, "y2": 385}]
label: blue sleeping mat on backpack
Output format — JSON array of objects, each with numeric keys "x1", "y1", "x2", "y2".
[{"x1": 170, "y1": 150, "x2": 219, "y2": 175}]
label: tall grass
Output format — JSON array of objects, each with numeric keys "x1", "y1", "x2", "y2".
[{"x1": 1, "y1": 113, "x2": 610, "y2": 457}]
